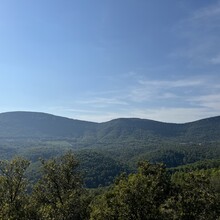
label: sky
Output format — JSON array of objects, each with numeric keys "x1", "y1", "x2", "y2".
[{"x1": 1, "y1": 0, "x2": 220, "y2": 123}]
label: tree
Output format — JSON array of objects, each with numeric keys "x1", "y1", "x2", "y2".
[
  {"x1": 90, "y1": 162, "x2": 171, "y2": 220},
  {"x1": 90, "y1": 161, "x2": 220, "y2": 220},
  {"x1": 32, "y1": 152, "x2": 90, "y2": 220},
  {"x1": 0, "y1": 157, "x2": 30, "y2": 220},
  {"x1": 161, "y1": 172, "x2": 220, "y2": 220}
]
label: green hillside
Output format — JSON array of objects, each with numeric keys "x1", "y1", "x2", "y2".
[
  {"x1": 1, "y1": 111, "x2": 220, "y2": 142},
  {"x1": 0, "y1": 111, "x2": 97, "y2": 138},
  {"x1": 0, "y1": 111, "x2": 220, "y2": 175}
]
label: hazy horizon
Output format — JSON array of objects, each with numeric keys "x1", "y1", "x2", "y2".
[{"x1": 1, "y1": 110, "x2": 219, "y2": 124}]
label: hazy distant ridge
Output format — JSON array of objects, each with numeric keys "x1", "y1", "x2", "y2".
[{"x1": 0, "y1": 111, "x2": 220, "y2": 142}]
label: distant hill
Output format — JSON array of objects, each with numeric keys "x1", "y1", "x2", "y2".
[
  {"x1": 0, "y1": 111, "x2": 97, "y2": 138},
  {"x1": 0, "y1": 111, "x2": 220, "y2": 142}
]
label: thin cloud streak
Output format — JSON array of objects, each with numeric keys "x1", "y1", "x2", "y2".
[
  {"x1": 77, "y1": 97, "x2": 128, "y2": 107},
  {"x1": 210, "y1": 55, "x2": 220, "y2": 64},
  {"x1": 192, "y1": 1, "x2": 220, "y2": 21},
  {"x1": 172, "y1": 1, "x2": 220, "y2": 66},
  {"x1": 128, "y1": 77, "x2": 208, "y2": 103},
  {"x1": 190, "y1": 94, "x2": 220, "y2": 110},
  {"x1": 138, "y1": 78, "x2": 204, "y2": 88}
]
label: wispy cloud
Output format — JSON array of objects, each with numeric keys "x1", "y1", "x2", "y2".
[
  {"x1": 190, "y1": 94, "x2": 220, "y2": 110},
  {"x1": 46, "y1": 90, "x2": 220, "y2": 124},
  {"x1": 192, "y1": 1, "x2": 220, "y2": 21},
  {"x1": 55, "y1": 75, "x2": 219, "y2": 121},
  {"x1": 210, "y1": 55, "x2": 220, "y2": 64},
  {"x1": 127, "y1": 77, "x2": 208, "y2": 103},
  {"x1": 138, "y1": 78, "x2": 204, "y2": 88},
  {"x1": 77, "y1": 97, "x2": 128, "y2": 107},
  {"x1": 172, "y1": 1, "x2": 220, "y2": 66}
]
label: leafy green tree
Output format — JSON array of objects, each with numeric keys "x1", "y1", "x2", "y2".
[
  {"x1": 32, "y1": 152, "x2": 90, "y2": 220},
  {"x1": 90, "y1": 162, "x2": 171, "y2": 220},
  {"x1": 162, "y1": 172, "x2": 220, "y2": 220},
  {"x1": 0, "y1": 157, "x2": 30, "y2": 220}
]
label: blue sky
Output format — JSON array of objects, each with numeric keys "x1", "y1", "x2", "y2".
[{"x1": 1, "y1": 0, "x2": 220, "y2": 122}]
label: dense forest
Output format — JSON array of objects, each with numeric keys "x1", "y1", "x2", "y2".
[{"x1": 0, "y1": 152, "x2": 219, "y2": 220}]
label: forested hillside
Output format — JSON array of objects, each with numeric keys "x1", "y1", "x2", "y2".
[
  {"x1": 0, "y1": 153, "x2": 219, "y2": 219},
  {"x1": 0, "y1": 111, "x2": 220, "y2": 188},
  {"x1": 1, "y1": 111, "x2": 220, "y2": 141}
]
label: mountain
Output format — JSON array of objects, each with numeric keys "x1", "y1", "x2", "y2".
[
  {"x1": 0, "y1": 111, "x2": 97, "y2": 138},
  {"x1": 0, "y1": 111, "x2": 220, "y2": 182},
  {"x1": 0, "y1": 111, "x2": 220, "y2": 142}
]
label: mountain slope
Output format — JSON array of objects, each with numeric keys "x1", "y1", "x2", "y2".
[
  {"x1": 0, "y1": 111, "x2": 220, "y2": 173},
  {"x1": 0, "y1": 111, "x2": 220, "y2": 142},
  {"x1": 0, "y1": 111, "x2": 97, "y2": 138}
]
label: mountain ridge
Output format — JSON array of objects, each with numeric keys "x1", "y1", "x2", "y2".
[
  {"x1": 0, "y1": 111, "x2": 220, "y2": 143},
  {"x1": 0, "y1": 111, "x2": 220, "y2": 171},
  {"x1": 1, "y1": 110, "x2": 220, "y2": 124}
]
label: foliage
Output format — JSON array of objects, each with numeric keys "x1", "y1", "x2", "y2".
[
  {"x1": 163, "y1": 172, "x2": 220, "y2": 220},
  {"x1": 90, "y1": 162, "x2": 220, "y2": 220},
  {"x1": 31, "y1": 152, "x2": 90, "y2": 220},
  {"x1": 76, "y1": 150, "x2": 131, "y2": 188},
  {"x1": 90, "y1": 162, "x2": 170, "y2": 220},
  {"x1": 0, "y1": 157, "x2": 30, "y2": 219},
  {"x1": 0, "y1": 152, "x2": 219, "y2": 219}
]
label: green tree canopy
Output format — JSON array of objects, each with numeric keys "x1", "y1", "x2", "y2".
[
  {"x1": 0, "y1": 157, "x2": 30, "y2": 220},
  {"x1": 90, "y1": 162, "x2": 171, "y2": 220},
  {"x1": 32, "y1": 152, "x2": 90, "y2": 220}
]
